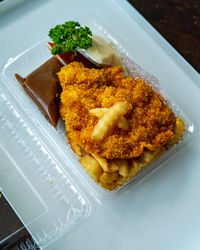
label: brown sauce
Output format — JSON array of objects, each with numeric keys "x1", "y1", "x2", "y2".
[
  {"x1": 15, "y1": 46, "x2": 98, "y2": 128},
  {"x1": 15, "y1": 57, "x2": 62, "y2": 128}
]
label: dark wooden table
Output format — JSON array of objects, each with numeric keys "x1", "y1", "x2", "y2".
[
  {"x1": 128, "y1": 0, "x2": 200, "y2": 73},
  {"x1": 0, "y1": 1, "x2": 199, "y2": 249}
]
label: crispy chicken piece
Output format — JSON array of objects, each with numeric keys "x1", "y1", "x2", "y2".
[{"x1": 58, "y1": 62, "x2": 176, "y2": 159}]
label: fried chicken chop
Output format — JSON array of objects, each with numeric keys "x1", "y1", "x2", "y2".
[{"x1": 58, "y1": 62, "x2": 175, "y2": 159}]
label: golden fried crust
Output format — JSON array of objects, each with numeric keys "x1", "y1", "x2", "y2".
[{"x1": 59, "y1": 62, "x2": 176, "y2": 159}]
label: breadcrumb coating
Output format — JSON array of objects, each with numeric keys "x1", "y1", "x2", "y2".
[{"x1": 58, "y1": 62, "x2": 176, "y2": 159}]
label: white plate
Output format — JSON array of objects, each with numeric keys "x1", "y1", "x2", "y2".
[
  {"x1": 0, "y1": 1, "x2": 200, "y2": 250},
  {"x1": 0, "y1": 0, "x2": 26, "y2": 16}
]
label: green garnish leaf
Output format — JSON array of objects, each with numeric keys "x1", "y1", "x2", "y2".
[{"x1": 49, "y1": 21, "x2": 92, "y2": 55}]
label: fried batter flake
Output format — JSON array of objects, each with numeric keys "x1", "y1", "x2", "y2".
[{"x1": 58, "y1": 62, "x2": 175, "y2": 159}]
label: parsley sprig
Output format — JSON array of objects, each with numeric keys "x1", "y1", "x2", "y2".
[{"x1": 48, "y1": 21, "x2": 92, "y2": 55}]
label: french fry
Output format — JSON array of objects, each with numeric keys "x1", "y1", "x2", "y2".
[
  {"x1": 99, "y1": 172, "x2": 119, "y2": 190},
  {"x1": 93, "y1": 158, "x2": 126, "y2": 173},
  {"x1": 140, "y1": 147, "x2": 166, "y2": 167},
  {"x1": 100, "y1": 182, "x2": 117, "y2": 191},
  {"x1": 89, "y1": 108, "x2": 108, "y2": 118},
  {"x1": 92, "y1": 154, "x2": 109, "y2": 172},
  {"x1": 108, "y1": 160, "x2": 120, "y2": 172},
  {"x1": 117, "y1": 159, "x2": 129, "y2": 177},
  {"x1": 99, "y1": 172, "x2": 119, "y2": 184},
  {"x1": 117, "y1": 116, "x2": 129, "y2": 131},
  {"x1": 79, "y1": 154, "x2": 103, "y2": 182},
  {"x1": 90, "y1": 108, "x2": 129, "y2": 131},
  {"x1": 128, "y1": 159, "x2": 143, "y2": 179},
  {"x1": 167, "y1": 117, "x2": 185, "y2": 146},
  {"x1": 140, "y1": 150, "x2": 157, "y2": 166},
  {"x1": 91, "y1": 101, "x2": 132, "y2": 140},
  {"x1": 116, "y1": 176, "x2": 128, "y2": 186}
]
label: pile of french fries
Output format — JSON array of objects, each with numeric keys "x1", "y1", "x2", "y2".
[{"x1": 67, "y1": 101, "x2": 185, "y2": 190}]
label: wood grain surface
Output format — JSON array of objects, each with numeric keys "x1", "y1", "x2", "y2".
[{"x1": 128, "y1": 0, "x2": 200, "y2": 73}]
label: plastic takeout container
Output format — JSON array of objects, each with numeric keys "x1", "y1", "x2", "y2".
[{"x1": 0, "y1": 15, "x2": 198, "y2": 249}]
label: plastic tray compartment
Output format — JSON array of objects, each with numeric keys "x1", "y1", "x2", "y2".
[{"x1": 0, "y1": 70, "x2": 90, "y2": 248}]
